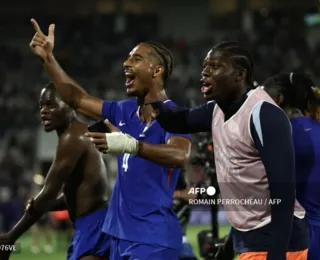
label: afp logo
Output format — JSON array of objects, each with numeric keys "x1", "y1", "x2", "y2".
[{"x1": 188, "y1": 186, "x2": 216, "y2": 196}]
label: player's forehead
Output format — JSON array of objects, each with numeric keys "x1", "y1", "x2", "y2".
[
  {"x1": 203, "y1": 49, "x2": 230, "y2": 64},
  {"x1": 129, "y1": 44, "x2": 152, "y2": 57}
]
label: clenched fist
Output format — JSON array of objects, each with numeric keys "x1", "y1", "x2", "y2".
[{"x1": 29, "y1": 19, "x2": 55, "y2": 60}]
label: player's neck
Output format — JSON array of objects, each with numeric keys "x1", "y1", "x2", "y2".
[
  {"x1": 56, "y1": 117, "x2": 77, "y2": 136},
  {"x1": 232, "y1": 84, "x2": 249, "y2": 101},
  {"x1": 137, "y1": 89, "x2": 168, "y2": 124},
  {"x1": 218, "y1": 84, "x2": 248, "y2": 107},
  {"x1": 137, "y1": 89, "x2": 168, "y2": 106},
  {"x1": 283, "y1": 107, "x2": 303, "y2": 119}
]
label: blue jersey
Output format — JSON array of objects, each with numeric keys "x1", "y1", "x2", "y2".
[
  {"x1": 101, "y1": 99, "x2": 191, "y2": 249},
  {"x1": 291, "y1": 117, "x2": 320, "y2": 226}
]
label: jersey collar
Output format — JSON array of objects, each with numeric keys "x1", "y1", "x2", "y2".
[{"x1": 136, "y1": 99, "x2": 171, "y2": 119}]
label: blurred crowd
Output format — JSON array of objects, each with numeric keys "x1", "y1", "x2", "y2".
[{"x1": 1, "y1": 10, "x2": 320, "y2": 232}]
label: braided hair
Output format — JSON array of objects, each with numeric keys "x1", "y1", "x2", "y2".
[
  {"x1": 263, "y1": 72, "x2": 317, "y2": 113},
  {"x1": 212, "y1": 41, "x2": 254, "y2": 86},
  {"x1": 142, "y1": 41, "x2": 174, "y2": 89}
]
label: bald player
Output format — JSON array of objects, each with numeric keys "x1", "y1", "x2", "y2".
[
  {"x1": 0, "y1": 84, "x2": 110, "y2": 260},
  {"x1": 149, "y1": 42, "x2": 309, "y2": 260},
  {"x1": 29, "y1": 19, "x2": 191, "y2": 259}
]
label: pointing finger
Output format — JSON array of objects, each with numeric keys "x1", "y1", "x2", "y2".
[
  {"x1": 31, "y1": 18, "x2": 44, "y2": 35},
  {"x1": 104, "y1": 119, "x2": 120, "y2": 132}
]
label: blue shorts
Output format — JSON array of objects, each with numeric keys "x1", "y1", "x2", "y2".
[
  {"x1": 110, "y1": 237, "x2": 180, "y2": 260},
  {"x1": 307, "y1": 224, "x2": 320, "y2": 260},
  {"x1": 67, "y1": 208, "x2": 110, "y2": 260}
]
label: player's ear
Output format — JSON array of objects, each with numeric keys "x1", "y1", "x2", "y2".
[
  {"x1": 277, "y1": 93, "x2": 284, "y2": 106},
  {"x1": 153, "y1": 65, "x2": 164, "y2": 78},
  {"x1": 236, "y1": 68, "x2": 247, "y2": 83}
]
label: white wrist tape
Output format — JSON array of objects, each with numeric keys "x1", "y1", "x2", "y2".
[{"x1": 105, "y1": 132, "x2": 139, "y2": 155}]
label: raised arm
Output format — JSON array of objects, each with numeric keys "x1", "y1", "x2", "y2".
[
  {"x1": 7, "y1": 134, "x2": 83, "y2": 242},
  {"x1": 150, "y1": 101, "x2": 215, "y2": 134},
  {"x1": 250, "y1": 102, "x2": 295, "y2": 260},
  {"x1": 29, "y1": 19, "x2": 103, "y2": 120},
  {"x1": 44, "y1": 193, "x2": 68, "y2": 212}
]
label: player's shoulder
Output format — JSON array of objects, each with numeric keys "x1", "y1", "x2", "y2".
[
  {"x1": 291, "y1": 116, "x2": 313, "y2": 124},
  {"x1": 58, "y1": 122, "x2": 87, "y2": 150},
  {"x1": 252, "y1": 101, "x2": 286, "y2": 117},
  {"x1": 117, "y1": 98, "x2": 137, "y2": 107},
  {"x1": 251, "y1": 101, "x2": 291, "y2": 130},
  {"x1": 291, "y1": 116, "x2": 319, "y2": 131},
  {"x1": 114, "y1": 98, "x2": 137, "y2": 115}
]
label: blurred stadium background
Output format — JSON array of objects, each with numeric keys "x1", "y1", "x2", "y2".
[{"x1": 1, "y1": 0, "x2": 320, "y2": 259}]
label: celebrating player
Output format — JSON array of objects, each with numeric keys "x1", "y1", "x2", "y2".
[
  {"x1": 0, "y1": 83, "x2": 110, "y2": 260},
  {"x1": 149, "y1": 42, "x2": 308, "y2": 260},
  {"x1": 264, "y1": 72, "x2": 320, "y2": 260},
  {"x1": 29, "y1": 19, "x2": 191, "y2": 259}
]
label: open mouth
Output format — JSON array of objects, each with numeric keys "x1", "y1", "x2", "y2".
[
  {"x1": 41, "y1": 117, "x2": 52, "y2": 127},
  {"x1": 201, "y1": 82, "x2": 212, "y2": 94},
  {"x1": 125, "y1": 72, "x2": 136, "y2": 87}
]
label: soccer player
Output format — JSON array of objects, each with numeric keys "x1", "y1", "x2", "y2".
[
  {"x1": 0, "y1": 84, "x2": 110, "y2": 260},
  {"x1": 263, "y1": 72, "x2": 320, "y2": 260},
  {"x1": 29, "y1": 19, "x2": 191, "y2": 259},
  {"x1": 149, "y1": 42, "x2": 309, "y2": 260}
]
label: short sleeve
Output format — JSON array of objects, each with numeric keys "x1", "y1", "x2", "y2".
[{"x1": 101, "y1": 101, "x2": 118, "y2": 125}]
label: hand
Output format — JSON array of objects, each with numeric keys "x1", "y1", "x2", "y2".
[
  {"x1": 86, "y1": 120, "x2": 138, "y2": 155},
  {"x1": 140, "y1": 104, "x2": 159, "y2": 123},
  {"x1": 85, "y1": 120, "x2": 120, "y2": 153},
  {"x1": 29, "y1": 18, "x2": 55, "y2": 59},
  {"x1": 143, "y1": 103, "x2": 162, "y2": 120},
  {"x1": 151, "y1": 109, "x2": 160, "y2": 120},
  {"x1": 0, "y1": 233, "x2": 15, "y2": 260},
  {"x1": 214, "y1": 236, "x2": 235, "y2": 260}
]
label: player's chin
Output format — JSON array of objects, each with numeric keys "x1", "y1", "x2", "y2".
[
  {"x1": 203, "y1": 90, "x2": 216, "y2": 101},
  {"x1": 207, "y1": 87, "x2": 225, "y2": 101},
  {"x1": 43, "y1": 126, "x2": 55, "y2": 132},
  {"x1": 126, "y1": 87, "x2": 139, "y2": 97}
]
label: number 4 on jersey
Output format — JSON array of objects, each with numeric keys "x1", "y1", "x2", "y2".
[{"x1": 122, "y1": 153, "x2": 130, "y2": 172}]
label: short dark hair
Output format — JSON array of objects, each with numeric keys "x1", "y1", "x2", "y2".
[
  {"x1": 142, "y1": 41, "x2": 174, "y2": 88},
  {"x1": 43, "y1": 82, "x2": 63, "y2": 101},
  {"x1": 212, "y1": 41, "x2": 254, "y2": 86},
  {"x1": 263, "y1": 72, "x2": 316, "y2": 113}
]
